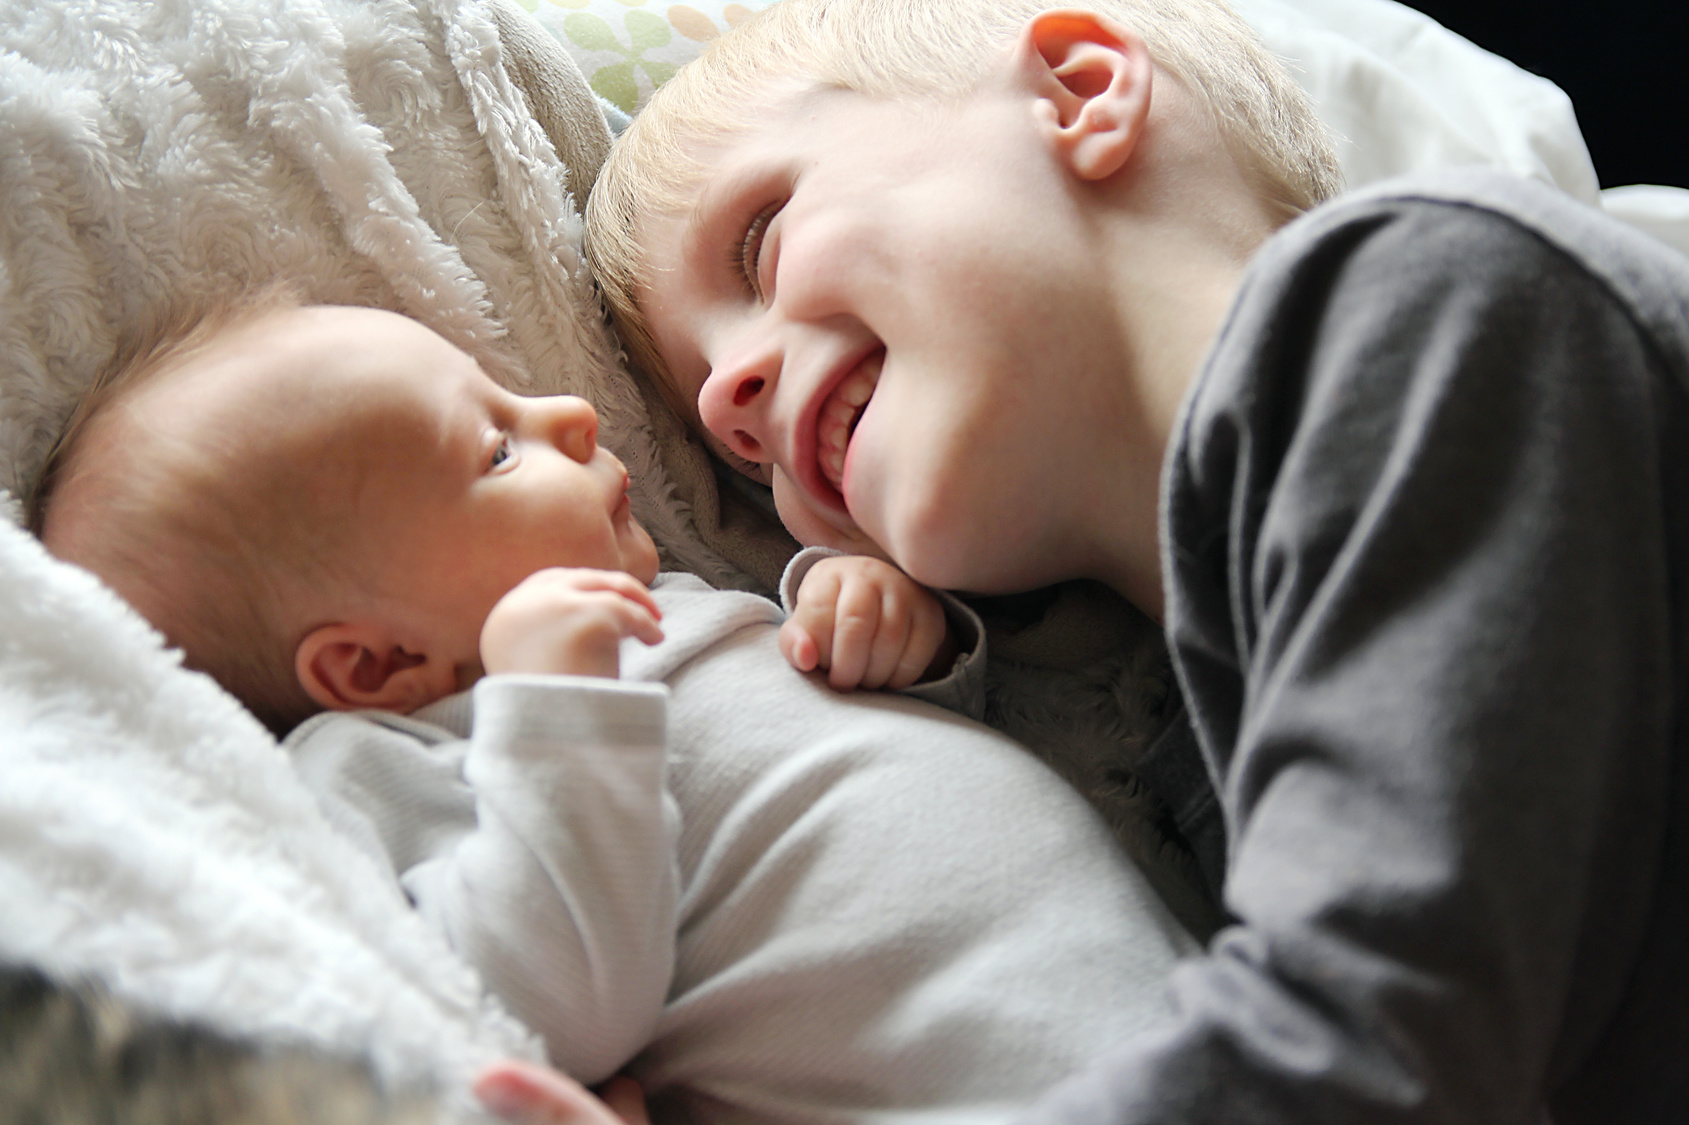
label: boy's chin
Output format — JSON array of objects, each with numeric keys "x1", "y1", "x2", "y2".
[
  {"x1": 892, "y1": 538, "x2": 1063, "y2": 598},
  {"x1": 773, "y1": 479, "x2": 886, "y2": 561}
]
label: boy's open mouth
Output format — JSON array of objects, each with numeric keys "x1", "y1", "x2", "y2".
[{"x1": 816, "y1": 349, "x2": 882, "y2": 492}]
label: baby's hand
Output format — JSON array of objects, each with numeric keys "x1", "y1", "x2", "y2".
[
  {"x1": 481, "y1": 569, "x2": 664, "y2": 680},
  {"x1": 781, "y1": 556, "x2": 956, "y2": 691}
]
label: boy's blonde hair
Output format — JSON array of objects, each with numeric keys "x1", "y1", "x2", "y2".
[
  {"x1": 586, "y1": 0, "x2": 1342, "y2": 391},
  {"x1": 30, "y1": 285, "x2": 364, "y2": 735}
]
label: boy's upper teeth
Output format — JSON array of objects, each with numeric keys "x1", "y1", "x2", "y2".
[{"x1": 816, "y1": 362, "x2": 879, "y2": 491}]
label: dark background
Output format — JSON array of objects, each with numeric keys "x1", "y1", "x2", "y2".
[{"x1": 1400, "y1": 2, "x2": 1688, "y2": 189}]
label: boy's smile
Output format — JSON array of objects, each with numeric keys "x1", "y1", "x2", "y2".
[{"x1": 638, "y1": 81, "x2": 1149, "y2": 593}]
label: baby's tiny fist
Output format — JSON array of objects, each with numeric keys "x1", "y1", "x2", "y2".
[{"x1": 480, "y1": 568, "x2": 663, "y2": 680}]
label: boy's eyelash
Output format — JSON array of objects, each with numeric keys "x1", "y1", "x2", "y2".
[{"x1": 733, "y1": 202, "x2": 780, "y2": 299}]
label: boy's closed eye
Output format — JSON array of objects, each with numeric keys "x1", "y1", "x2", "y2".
[{"x1": 735, "y1": 200, "x2": 782, "y2": 302}]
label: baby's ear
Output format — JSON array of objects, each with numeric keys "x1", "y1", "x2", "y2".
[
  {"x1": 1013, "y1": 9, "x2": 1153, "y2": 182},
  {"x1": 295, "y1": 622, "x2": 455, "y2": 714}
]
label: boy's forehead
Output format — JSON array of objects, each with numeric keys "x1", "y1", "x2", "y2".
[
  {"x1": 638, "y1": 86, "x2": 864, "y2": 283},
  {"x1": 631, "y1": 78, "x2": 833, "y2": 225}
]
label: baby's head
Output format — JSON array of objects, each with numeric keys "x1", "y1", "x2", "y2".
[
  {"x1": 584, "y1": 0, "x2": 1339, "y2": 598},
  {"x1": 32, "y1": 298, "x2": 657, "y2": 734}
]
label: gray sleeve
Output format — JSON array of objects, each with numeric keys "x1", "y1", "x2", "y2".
[
  {"x1": 779, "y1": 545, "x2": 989, "y2": 720},
  {"x1": 288, "y1": 675, "x2": 676, "y2": 1085},
  {"x1": 1031, "y1": 203, "x2": 1679, "y2": 1123}
]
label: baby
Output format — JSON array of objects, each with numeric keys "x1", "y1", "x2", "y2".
[{"x1": 32, "y1": 296, "x2": 1194, "y2": 1125}]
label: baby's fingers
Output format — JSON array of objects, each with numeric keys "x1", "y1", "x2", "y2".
[
  {"x1": 882, "y1": 592, "x2": 949, "y2": 690},
  {"x1": 523, "y1": 568, "x2": 664, "y2": 645},
  {"x1": 561, "y1": 569, "x2": 664, "y2": 623},
  {"x1": 475, "y1": 1060, "x2": 647, "y2": 1125},
  {"x1": 854, "y1": 592, "x2": 916, "y2": 691},
  {"x1": 779, "y1": 618, "x2": 822, "y2": 673},
  {"x1": 787, "y1": 567, "x2": 844, "y2": 675},
  {"x1": 825, "y1": 578, "x2": 889, "y2": 690},
  {"x1": 602, "y1": 593, "x2": 666, "y2": 647}
]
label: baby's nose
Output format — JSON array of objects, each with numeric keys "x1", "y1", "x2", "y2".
[{"x1": 542, "y1": 395, "x2": 599, "y2": 462}]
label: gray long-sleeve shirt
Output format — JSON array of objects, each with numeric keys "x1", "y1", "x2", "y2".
[{"x1": 1029, "y1": 170, "x2": 1689, "y2": 1124}]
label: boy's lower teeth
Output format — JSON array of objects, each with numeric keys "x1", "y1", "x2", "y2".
[{"x1": 817, "y1": 358, "x2": 880, "y2": 492}]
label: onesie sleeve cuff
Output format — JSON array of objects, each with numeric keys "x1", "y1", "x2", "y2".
[
  {"x1": 779, "y1": 546, "x2": 989, "y2": 721},
  {"x1": 470, "y1": 673, "x2": 667, "y2": 761},
  {"x1": 778, "y1": 544, "x2": 844, "y2": 611}
]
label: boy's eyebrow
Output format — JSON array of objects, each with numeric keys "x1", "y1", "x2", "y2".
[
  {"x1": 681, "y1": 173, "x2": 747, "y2": 266},
  {"x1": 681, "y1": 163, "x2": 790, "y2": 270}
]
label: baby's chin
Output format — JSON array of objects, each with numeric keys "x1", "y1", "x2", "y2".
[
  {"x1": 626, "y1": 528, "x2": 661, "y2": 586},
  {"x1": 451, "y1": 659, "x2": 485, "y2": 699}
]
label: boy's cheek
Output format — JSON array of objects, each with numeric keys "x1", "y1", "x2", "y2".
[{"x1": 772, "y1": 472, "x2": 889, "y2": 560}]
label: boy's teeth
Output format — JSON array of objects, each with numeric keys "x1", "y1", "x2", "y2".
[
  {"x1": 816, "y1": 362, "x2": 880, "y2": 492},
  {"x1": 838, "y1": 377, "x2": 873, "y2": 407}
]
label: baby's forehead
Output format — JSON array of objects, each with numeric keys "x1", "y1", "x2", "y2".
[{"x1": 123, "y1": 329, "x2": 438, "y2": 492}]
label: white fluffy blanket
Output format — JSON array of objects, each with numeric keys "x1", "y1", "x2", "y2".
[
  {"x1": 0, "y1": 0, "x2": 738, "y2": 582},
  {"x1": 0, "y1": 513, "x2": 539, "y2": 1113}
]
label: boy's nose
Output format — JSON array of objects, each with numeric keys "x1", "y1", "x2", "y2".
[
  {"x1": 537, "y1": 395, "x2": 599, "y2": 463},
  {"x1": 697, "y1": 362, "x2": 771, "y2": 465}
]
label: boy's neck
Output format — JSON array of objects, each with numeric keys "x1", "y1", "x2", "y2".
[
  {"x1": 1076, "y1": 91, "x2": 1278, "y2": 620},
  {"x1": 1087, "y1": 245, "x2": 1242, "y2": 623}
]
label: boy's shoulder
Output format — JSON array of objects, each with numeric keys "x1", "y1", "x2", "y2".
[
  {"x1": 1260, "y1": 169, "x2": 1689, "y2": 370},
  {"x1": 1187, "y1": 167, "x2": 1689, "y2": 439}
]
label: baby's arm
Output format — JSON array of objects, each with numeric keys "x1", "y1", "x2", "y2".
[
  {"x1": 288, "y1": 568, "x2": 676, "y2": 1084},
  {"x1": 430, "y1": 674, "x2": 675, "y2": 1085},
  {"x1": 780, "y1": 554, "x2": 958, "y2": 691}
]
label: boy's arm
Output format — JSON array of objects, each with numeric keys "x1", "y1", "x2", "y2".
[
  {"x1": 1028, "y1": 194, "x2": 1687, "y2": 1123},
  {"x1": 286, "y1": 674, "x2": 676, "y2": 1086},
  {"x1": 779, "y1": 546, "x2": 987, "y2": 720}
]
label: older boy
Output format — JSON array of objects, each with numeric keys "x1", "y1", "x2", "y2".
[
  {"x1": 584, "y1": 0, "x2": 1689, "y2": 1121},
  {"x1": 31, "y1": 298, "x2": 1195, "y2": 1125}
]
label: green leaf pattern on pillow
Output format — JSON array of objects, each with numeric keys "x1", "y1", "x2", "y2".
[{"x1": 527, "y1": 1, "x2": 773, "y2": 116}]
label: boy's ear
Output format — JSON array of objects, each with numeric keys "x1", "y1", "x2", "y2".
[
  {"x1": 295, "y1": 622, "x2": 455, "y2": 714},
  {"x1": 1013, "y1": 9, "x2": 1154, "y2": 182}
]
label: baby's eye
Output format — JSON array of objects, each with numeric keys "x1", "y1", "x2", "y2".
[
  {"x1": 735, "y1": 202, "x2": 781, "y2": 301},
  {"x1": 489, "y1": 433, "x2": 514, "y2": 470}
]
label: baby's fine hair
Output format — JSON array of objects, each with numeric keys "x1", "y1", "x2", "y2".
[
  {"x1": 586, "y1": 0, "x2": 1342, "y2": 390},
  {"x1": 29, "y1": 283, "x2": 349, "y2": 735}
]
